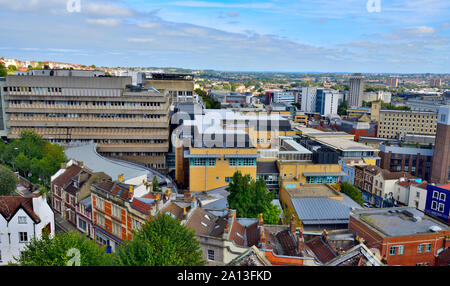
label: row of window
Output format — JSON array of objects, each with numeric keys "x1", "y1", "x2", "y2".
[
  {"x1": 10, "y1": 100, "x2": 163, "y2": 107},
  {"x1": 432, "y1": 191, "x2": 446, "y2": 201},
  {"x1": 12, "y1": 113, "x2": 164, "y2": 119},
  {"x1": 389, "y1": 243, "x2": 432, "y2": 255}
]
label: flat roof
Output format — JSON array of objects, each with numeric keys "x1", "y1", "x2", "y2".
[
  {"x1": 285, "y1": 184, "x2": 342, "y2": 198},
  {"x1": 351, "y1": 207, "x2": 449, "y2": 237},
  {"x1": 314, "y1": 137, "x2": 378, "y2": 152}
]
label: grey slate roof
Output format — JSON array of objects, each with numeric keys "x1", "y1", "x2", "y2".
[
  {"x1": 291, "y1": 197, "x2": 351, "y2": 224},
  {"x1": 65, "y1": 143, "x2": 148, "y2": 181}
]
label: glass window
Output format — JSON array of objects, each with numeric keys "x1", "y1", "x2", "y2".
[
  {"x1": 432, "y1": 191, "x2": 439, "y2": 199},
  {"x1": 389, "y1": 246, "x2": 396, "y2": 255},
  {"x1": 208, "y1": 250, "x2": 215, "y2": 261},
  {"x1": 397, "y1": 245, "x2": 404, "y2": 255},
  {"x1": 417, "y1": 244, "x2": 424, "y2": 253},
  {"x1": 19, "y1": 232, "x2": 28, "y2": 243},
  {"x1": 425, "y1": 243, "x2": 432, "y2": 252},
  {"x1": 440, "y1": 193, "x2": 446, "y2": 201},
  {"x1": 18, "y1": 216, "x2": 27, "y2": 224}
]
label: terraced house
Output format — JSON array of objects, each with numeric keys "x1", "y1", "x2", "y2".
[
  {"x1": 90, "y1": 179, "x2": 173, "y2": 252},
  {"x1": 4, "y1": 71, "x2": 170, "y2": 171}
]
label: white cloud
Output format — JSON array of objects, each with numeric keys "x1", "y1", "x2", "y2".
[
  {"x1": 84, "y1": 3, "x2": 135, "y2": 17},
  {"x1": 170, "y1": 1, "x2": 274, "y2": 9},
  {"x1": 86, "y1": 18, "x2": 123, "y2": 27}
]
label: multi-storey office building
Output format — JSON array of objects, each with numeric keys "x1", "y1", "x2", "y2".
[
  {"x1": 4, "y1": 73, "x2": 170, "y2": 171},
  {"x1": 348, "y1": 74, "x2": 364, "y2": 109},
  {"x1": 144, "y1": 73, "x2": 195, "y2": 104},
  {"x1": 377, "y1": 110, "x2": 438, "y2": 139},
  {"x1": 379, "y1": 143, "x2": 434, "y2": 182},
  {"x1": 314, "y1": 89, "x2": 343, "y2": 116},
  {"x1": 0, "y1": 77, "x2": 8, "y2": 138}
]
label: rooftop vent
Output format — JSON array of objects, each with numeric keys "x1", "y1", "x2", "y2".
[{"x1": 429, "y1": 225, "x2": 442, "y2": 232}]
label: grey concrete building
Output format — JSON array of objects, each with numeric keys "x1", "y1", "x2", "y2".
[{"x1": 4, "y1": 72, "x2": 170, "y2": 171}]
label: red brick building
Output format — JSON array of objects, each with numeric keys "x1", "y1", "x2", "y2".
[{"x1": 349, "y1": 207, "x2": 450, "y2": 266}]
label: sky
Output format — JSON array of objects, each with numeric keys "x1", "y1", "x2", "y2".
[{"x1": 0, "y1": 0, "x2": 449, "y2": 73}]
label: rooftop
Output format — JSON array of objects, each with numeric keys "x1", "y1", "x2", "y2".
[
  {"x1": 351, "y1": 207, "x2": 449, "y2": 237},
  {"x1": 314, "y1": 137, "x2": 378, "y2": 152},
  {"x1": 284, "y1": 184, "x2": 342, "y2": 198},
  {"x1": 64, "y1": 143, "x2": 148, "y2": 182},
  {"x1": 291, "y1": 197, "x2": 351, "y2": 225}
]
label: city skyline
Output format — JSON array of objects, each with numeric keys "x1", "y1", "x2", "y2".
[{"x1": 0, "y1": 0, "x2": 449, "y2": 73}]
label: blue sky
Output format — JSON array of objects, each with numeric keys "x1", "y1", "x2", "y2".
[{"x1": 0, "y1": 0, "x2": 449, "y2": 73}]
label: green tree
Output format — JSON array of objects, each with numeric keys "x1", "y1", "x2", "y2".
[
  {"x1": 0, "y1": 165, "x2": 18, "y2": 195},
  {"x1": 17, "y1": 232, "x2": 115, "y2": 266},
  {"x1": 337, "y1": 100, "x2": 348, "y2": 116},
  {"x1": 0, "y1": 63, "x2": 7, "y2": 77},
  {"x1": 116, "y1": 213, "x2": 204, "y2": 266},
  {"x1": 340, "y1": 182, "x2": 364, "y2": 206},
  {"x1": 227, "y1": 171, "x2": 280, "y2": 223},
  {"x1": 8, "y1": 65, "x2": 17, "y2": 72},
  {"x1": 14, "y1": 152, "x2": 30, "y2": 177},
  {"x1": 152, "y1": 176, "x2": 161, "y2": 192}
]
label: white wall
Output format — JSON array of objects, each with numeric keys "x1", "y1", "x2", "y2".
[
  {"x1": 0, "y1": 209, "x2": 35, "y2": 265},
  {"x1": 408, "y1": 185, "x2": 428, "y2": 211}
]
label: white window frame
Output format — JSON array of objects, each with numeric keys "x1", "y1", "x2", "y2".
[
  {"x1": 18, "y1": 216, "x2": 27, "y2": 224},
  {"x1": 440, "y1": 193, "x2": 446, "y2": 201},
  {"x1": 432, "y1": 191, "x2": 439, "y2": 199}
]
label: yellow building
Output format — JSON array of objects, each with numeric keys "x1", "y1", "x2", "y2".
[
  {"x1": 377, "y1": 109, "x2": 437, "y2": 139},
  {"x1": 279, "y1": 184, "x2": 344, "y2": 212},
  {"x1": 185, "y1": 147, "x2": 258, "y2": 192},
  {"x1": 294, "y1": 115, "x2": 308, "y2": 125}
]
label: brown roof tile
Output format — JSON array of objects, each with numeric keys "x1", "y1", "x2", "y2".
[
  {"x1": 245, "y1": 222, "x2": 260, "y2": 247},
  {"x1": 275, "y1": 229, "x2": 298, "y2": 256},
  {"x1": 52, "y1": 165, "x2": 82, "y2": 187},
  {"x1": 306, "y1": 236, "x2": 338, "y2": 264},
  {"x1": 0, "y1": 196, "x2": 40, "y2": 223},
  {"x1": 185, "y1": 208, "x2": 217, "y2": 236}
]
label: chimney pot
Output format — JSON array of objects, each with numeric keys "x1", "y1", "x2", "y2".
[
  {"x1": 258, "y1": 213, "x2": 264, "y2": 226},
  {"x1": 290, "y1": 215, "x2": 296, "y2": 235}
]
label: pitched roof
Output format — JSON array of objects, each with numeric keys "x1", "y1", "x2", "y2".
[
  {"x1": 439, "y1": 184, "x2": 450, "y2": 191},
  {"x1": 185, "y1": 207, "x2": 217, "y2": 236},
  {"x1": 306, "y1": 236, "x2": 338, "y2": 264},
  {"x1": 0, "y1": 196, "x2": 40, "y2": 223},
  {"x1": 245, "y1": 222, "x2": 260, "y2": 247},
  {"x1": 52, "y1": 164, "x2": 82, "y2": 187},
  {"x1": 291, "y1": 197, "x2": 350, "y2": 224},
  {"x1": 161, "y1": 202, "x2": 185, "y2": 220},
  {"x1": 397, "y1": 181, "x2": 419, "y2": 188},
  {"x1": 131, "y1": 197, "x2": 154, "y2": 215},
  {"x1": 275, "y1": 229, "x2": 298, "y2": 256}
]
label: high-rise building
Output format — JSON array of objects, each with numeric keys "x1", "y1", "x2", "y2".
[
  {"x1": 0, "y1": 77, "x2": 9, "y2": 138},
  {"x1": 430, "y1": 78, "x2": 442, "y2": 87},
  {"x1": 377, "y1": 110, "x2": 438, "y2": 139},
  {"x1": 144, "y1": 73, "x2": 195, "y2": 104},
  {"x1": 348, "y1": 74, "x2": 364, "y2": 109},
  {"x1": 385, "y1": 77, "x2": 398, "y2": 87},
  {"x1": 300, "y1": 87, "x2": 318, "y2": 113},
  {"x1": 314, "y1": 89, "x2": 343, "y2": 116},
  {"x1": 430, "y1": 106, "x2": 450, "y2": 184},
  {"x1": 4, "y1": 72, "x2": 170, "y2": 171}
]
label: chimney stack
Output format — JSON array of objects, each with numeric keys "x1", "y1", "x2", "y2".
[
  {"x1": 297, "y1": 228, "x2": 304, "y2": 254},
  {"x1": 260, "y1": 227, "x2": 266, "y2": 245},
  {"x1": 323, "y1": 229, "x2": 329, "y2": 239},
  {"x1": 258, "y1": 213, "x2": 264, "y2": 227},
  {"x1": 290, "y1": 215, "x2": 296, "y2": 235},
  {"x1": 184, "y1": 190, "x2": 192, "y2": 202}
]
